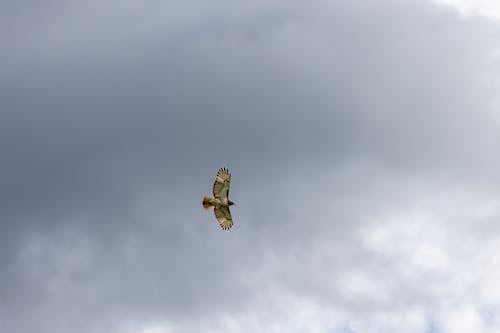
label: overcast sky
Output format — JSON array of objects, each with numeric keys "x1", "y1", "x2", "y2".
[{"x1": 1, "y1": 1, "x2": 500, "y2": 332}]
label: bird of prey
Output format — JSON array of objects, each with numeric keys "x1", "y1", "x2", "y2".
[{"x1": 202, "y1": 167, "x2": 234, "y2": 230}]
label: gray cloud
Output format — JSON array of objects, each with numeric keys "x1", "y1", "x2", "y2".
[{"x1": 1, "y1": 1, "x2": 500, "y2": 332}]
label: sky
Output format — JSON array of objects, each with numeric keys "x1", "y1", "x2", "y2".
[
  {"x1": 433, "y1": 0, "x2": 500, "y2": 20},
  {"x1": 1, "y1": 0, "x2": 500, "y2": 332}
]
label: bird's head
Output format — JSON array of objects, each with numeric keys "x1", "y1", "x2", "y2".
[{"x1": 228, "y1": 200, "x2": 234, "y2": 206}]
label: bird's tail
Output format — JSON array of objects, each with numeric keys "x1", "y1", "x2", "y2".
[{"x1": 202, "y1": 196, "x2": 214, "y2": 209}]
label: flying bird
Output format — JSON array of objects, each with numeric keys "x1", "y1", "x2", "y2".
[{"x1": 202, "y1": 167, "x2": 234, "y2": 230}]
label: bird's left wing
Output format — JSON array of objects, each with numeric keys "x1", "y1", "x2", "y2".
[{"x1": 214, "y1": 205, "x2": 233, "y2": 230}]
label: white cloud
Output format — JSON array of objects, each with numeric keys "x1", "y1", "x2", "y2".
[
  {"x1": 431, "y1": 0, "x2": 500, "y2": 20},
  {"x1": 359, "y1": 187, "x2": 500, "y2": 333},
  {"x1": 2, "y1": 1, "x2": 500, "y2": 333}
]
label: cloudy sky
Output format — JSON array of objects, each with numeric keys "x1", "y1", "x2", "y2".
[{"x1": 1, "y1": 0, "x2": 500, "y2": 332}]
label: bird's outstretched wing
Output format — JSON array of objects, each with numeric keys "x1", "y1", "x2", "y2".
[
  {"x1": 212, "y1": 167, "x2": 231, "y2": 200},
  {"x1": 214, "y1": 205, "x2": 233, "y2": 230}
]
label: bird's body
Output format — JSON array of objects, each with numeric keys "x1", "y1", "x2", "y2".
[
  {"x1": 203, "y1": 197, "x2": 228, "y2": 207},
  {"x1": 202, "y1": 167, "x2": 234, "y2": 230}
]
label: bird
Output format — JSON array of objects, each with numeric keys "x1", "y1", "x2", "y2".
[{"x1": 202, "y1": 167, "x2": 234, "y2": 230}]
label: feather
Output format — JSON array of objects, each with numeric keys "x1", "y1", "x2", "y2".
[{"x1": 202, "y1": 196, "x2": 213, "y2": 209}]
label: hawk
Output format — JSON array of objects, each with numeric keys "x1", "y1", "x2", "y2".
[{"x1": 202, "y1": 167, "x2": 234, "y2": 230}]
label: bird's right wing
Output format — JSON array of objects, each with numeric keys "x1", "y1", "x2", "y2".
[{"x1": 212, "y1": 168, "x2": 231, "y2": 200}]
